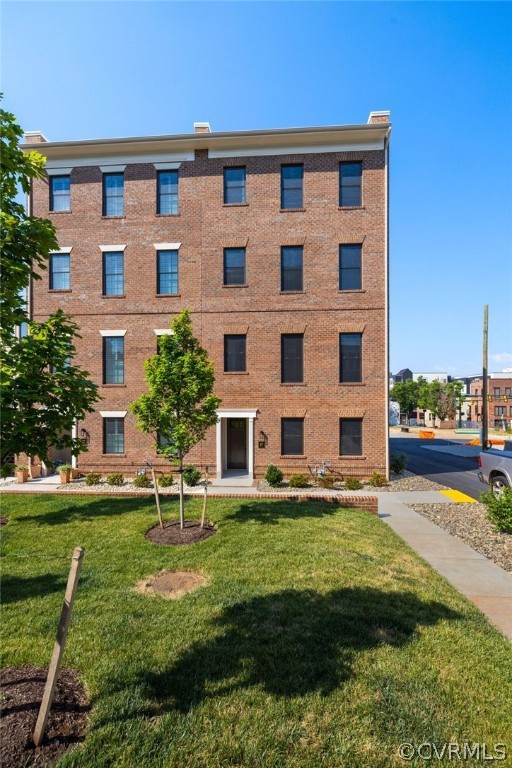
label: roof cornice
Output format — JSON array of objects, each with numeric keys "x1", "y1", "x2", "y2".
[{"x1": 21, "y1": 122, "x2": 391, "y2": 162}]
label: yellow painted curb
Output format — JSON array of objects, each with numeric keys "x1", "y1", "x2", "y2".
[{"x1": 440, "y1": 489, "x2": 477, "y2": 503}]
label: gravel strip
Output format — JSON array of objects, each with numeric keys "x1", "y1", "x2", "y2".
[
  {"x1": 410, "y1": 502, "x2": 512, "y2": 573},
  {"x1": 257, "y1": 470, "x2": 449, "y2": 494},
  {"x1": 57, "y1": 480, "x2": 180, "y2": 494}
]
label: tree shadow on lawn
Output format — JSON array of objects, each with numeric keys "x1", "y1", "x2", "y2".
[
  {"x1": 115, "y1": 587, "x2": 461, "y2": 714},
  {"x1": 224, "y1": 499, "x2": 359, "y2": 526},
  {"x1": 1, "y1": 572, "x2": 68, "y2": 604},
  {"x1": 21, "y1": 496, "x2": 160, "y2": 526}
]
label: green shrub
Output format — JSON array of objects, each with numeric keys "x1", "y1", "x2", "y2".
[
  {"x1": 133, "y1": 473, "x2": 152, "y2": 488},
  {"x1": 368, "y1": 471, "x2": 387, "y2": 487},
  {"x1": 85, "y1": 473, "x2": 101, "y2": 486},
  {"x1": 106, "y1": 473, "x2": 124, "y2": 486},
  {"x1": 317, "y1": 475, "x2": 335, "y2": 489},
  {"x1": 265, "y1": 464, "x2": 284, "y2": 487},
  {"x1": 288, "y1": 473, "x2": 309, "y2": 488},
  {"x1": 344, "y1": 476, "x2": 363, "y2": 490},
  {"x1": 0, "y1": 463, "x2": 15, "y2": 479},
  {"x1": 390, "y1": 452, "x2": 408, "y2": 474},
  {"x1": 59, "y1": 463, "x2": 73, "y2": 473},
  {"x1": 182, "y1": 466, "x2": 201, "y2": 486},
  {"x1": 157, "y1": 473, "x2": 174, "y2": 487},
  {"x1": 481, "y1": 488, "x2": 512, "y2": 534}
]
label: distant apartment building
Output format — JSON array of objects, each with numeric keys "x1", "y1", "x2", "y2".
[
  {"x1": 468, "y1": 376, "x2": 512, "y2": 430},
  {"x1": 23, "y1": 112, "x2": 391, "y2": 482}
]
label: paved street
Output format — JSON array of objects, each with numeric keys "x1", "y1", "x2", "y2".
[{"x1": 390, "y1": 436, "x2": 484, "y2": 500}]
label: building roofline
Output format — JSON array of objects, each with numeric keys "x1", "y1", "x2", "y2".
[{"x1": 21, "y1": 121, "x2": 391, "y2": 160}]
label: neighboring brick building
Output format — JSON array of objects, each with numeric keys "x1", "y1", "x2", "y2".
[
  {"x1": 24, "y1": 111, "x2": 391, "y2": 483},
  {"x1": 468, "y1": 378, "x2": 512, "y2": 430}
]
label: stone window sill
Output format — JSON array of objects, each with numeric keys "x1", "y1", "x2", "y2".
[
  {"x1": 223, "y1": 284, "x2": 248, "y2": 288},
  {"x1": 280, "y1": 290, "x2": 305, "y2": 295},
  {"x1": 280, "y1": 454, "x2": 307, "y2": 459},
  {"x1": 338, "y1": 382, "x2": 365, "y2": 386},
  {"x1": 49, "y1": 289, "x2": 72, "y2": 293},
  {"x1": 102, "y1": 453, "x2": 126, "y2": 458},
  {"x1": 280, "y1": 382, "x2": 307, "y2": 387},
  {"x1": 338, "y1": 289, "x2": 366, "y2": 294},
  {"x1": 338, "y1": 455, "x2": 366, "y2": 460},
  {"x1": 101, "y1": 216, "x2": 126, "y2": 220},
  {"x1": 223, "y1": 371, "x2": 249, "y2": 375},
  {"x1": 223, "y1": 203, "x2": 249, "y2": 207},
  {"x1": 49, "y1": 209, "x2": 72, "y2": 214},
  {"x1": 101, "y1": 384, "x2": 127, "y2": 388},
  {"x1": 156, "y1": 213, "x2": 180, "y2": 217},
  {"x1": 280, "y1": 208, "x2": 306, "y2": 213},
  {"x1": 155, "y1": 293, "x2": 181, "y2": 298},
  {"x1": 101, "y1": 294, "x2": 126, "y2": 299},
  {"x1": 338, "y1": 206, "x2": 365, "y2": 211}
]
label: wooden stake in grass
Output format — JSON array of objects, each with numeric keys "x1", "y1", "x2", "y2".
[
  {"x1": 200, "y1": 466, "x2": 209, "y2": 529},
  {"x1": 33, "y1": 546, "x2": 85, "y2": 748},
  {"x1": 150, "y1": 467, "x2": 164, "y2": 529}
]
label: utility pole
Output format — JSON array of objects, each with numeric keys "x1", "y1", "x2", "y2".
[{"x1": 482, "y1": 305, "x2": 489, "y2": 450}]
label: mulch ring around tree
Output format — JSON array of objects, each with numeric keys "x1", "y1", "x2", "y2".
[
  {"x1": 0, "y1": 665, "x2": 89, "y2": 768},
  {"x1": 145, "y1": 519, "x2": 217, "y2": 546},
  {"x1": 135, "y1": 569, "x2": 208, "y2": 600},
  {"x1": 0, "y1": 517, "x2": 8, "y2": 526}
]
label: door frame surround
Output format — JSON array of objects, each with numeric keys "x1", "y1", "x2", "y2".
[{"x1": 216, "y1": 409, "x2": 258, "y2": 479}]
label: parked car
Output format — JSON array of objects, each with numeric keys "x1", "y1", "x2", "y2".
[{"x1": 478, "y1": 447, "x2": 512, "y2": 498}]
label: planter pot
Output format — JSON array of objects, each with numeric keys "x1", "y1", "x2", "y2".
[
  {"x1": 59, "y1": 470, "x2": 71, "y2": 485},
  {"x1": 30, "y1": 464, "x2": 41, "y2": 479},
  {"x1": 16, "y1": 470, "x2": 28, "y2": 483},
  {"x1": 71, "y1": 468, "x2": 80, "y2": 479}
]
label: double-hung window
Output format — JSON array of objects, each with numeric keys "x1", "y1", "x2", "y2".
[
  {"x1": 281, "y1": 246, "x2": 303, "y2": 291},
  {"x1": 281, "y1": 334, "x2": 303, "y2": 383},
  {"x1": 157, "y1": 250, "x2": 179, "y2": 294},
  {"x1": 281, "y1": 164, "x2": 303, "y2": 209},
  {"x1": 339, "y1": 162, "x2": 362, "y2": 207},
  {"x1": 223, "y1": 248, "x2": 246, "y2": 285},
  {"x1": 339, "y1": 418, "x2": 363, "y2": 455},
  {"x1": 49, "y1": 252, "x2": 70, "y2": 290},
  {"x1": 103, "y1": 337, "x2": 124, "y2": 384},
  {"x1": 103, "y1": 417, "x2": 124, "y2": 454},
  {"x1": 224, "y1": 167, "x2": 246, "y2": 204},
  {"x1": 281, "y1": 418, "x2": 304, "y2": 455},
  {"x1": 102, "y1": 173, "x2": 124, "y2": 216},
  {"x1": 224, "y1": 335, "x2": 246, "y2": 372},
  {"x1": 339, "y1": 244, "x2": 362, "y2": 290},
  {"x1": 49, "y1": 176, "x2": 70, "y2": 212},
  {"x1": 157, "y1": 170, "x2": 179, "y2": 214},
  {"x1": 102, "y1": 252, "x2": 124, "y2": 296},
  {"x1": 340, "y1": 333, "x2": 362, "y2": 383}
]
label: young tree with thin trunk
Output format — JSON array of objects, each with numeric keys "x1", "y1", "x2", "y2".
[{"x1": 130, "y1": 310, "x2": 220, "y2": 530}]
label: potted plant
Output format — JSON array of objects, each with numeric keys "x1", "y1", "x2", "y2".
[
  {"x1": 29, "y1": 460, "x2": 41, "y2": 479},
  {"x1": 59, "y1": 463, "x2": 73, "y2": 484},
  {"x1": 71, "y1": 467, "x2": 80, "y2": 479},
  {"x1": 15, "y1": 465, "x2": 28, "y2": 483}
]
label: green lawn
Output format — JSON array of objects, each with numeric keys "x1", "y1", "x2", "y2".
[{"x1": 1, "y1": 495, "x2": 511, "y2": 768}]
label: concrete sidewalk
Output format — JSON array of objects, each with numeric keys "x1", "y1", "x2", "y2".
[
  {"x1": 2, "y1": 480, "x2": 511, "y2": 641},
  {"x1": 378, "y1": 495, "x2": 512, "y2": 641}
]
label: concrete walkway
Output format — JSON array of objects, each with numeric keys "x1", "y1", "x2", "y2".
[
  {"x1": 2, "y1": 479, "x2": 511, "y2": 641},
  {"x1": 378, "y1": 495, "x2": 512, "y2": 641}
]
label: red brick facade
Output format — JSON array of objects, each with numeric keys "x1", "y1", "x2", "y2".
[{"x1": 26, "y1": 116, "x2": 391, "y2": 480}]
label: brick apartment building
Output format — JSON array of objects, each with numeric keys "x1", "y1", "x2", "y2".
[
  {"x1": 468, "y1": 378, "x2": 512, "y2": 430},
  {"x1": 23, "y1": 111, "x2": 391, "y2": 482}
]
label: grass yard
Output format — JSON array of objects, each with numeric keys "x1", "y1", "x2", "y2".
[{"x1": 1, "y1": 494, "x2": 511, "y2": 768}]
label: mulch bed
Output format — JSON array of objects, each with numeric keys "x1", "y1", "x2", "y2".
[
  {"x1": 145, "y1": 519, "x2": 217, "y2": 546},
  {"x1": 0, "y1": 665, "x2": 89, "y2": 768}
]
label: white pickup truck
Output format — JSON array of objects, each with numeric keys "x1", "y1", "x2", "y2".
[{"x1": 478, "y1": 443, "x2": 512, "y2": 497}]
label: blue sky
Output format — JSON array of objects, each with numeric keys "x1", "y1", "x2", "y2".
[{"x1": 2, "y1": 1, "x2": 511, "y2": 377}]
